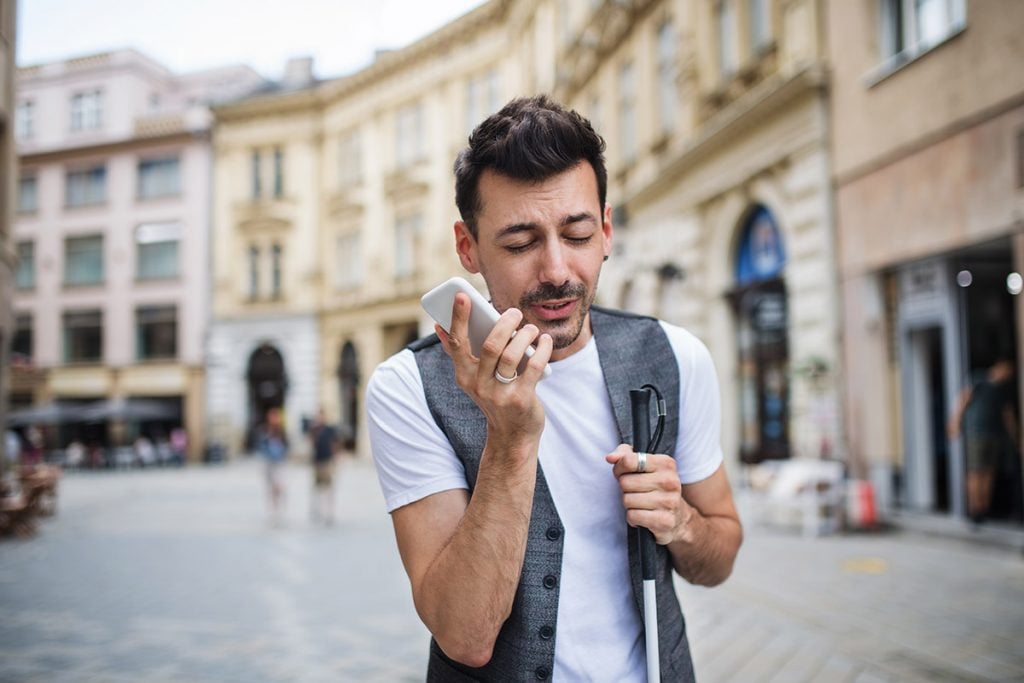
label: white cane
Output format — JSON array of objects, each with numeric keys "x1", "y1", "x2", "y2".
[{"x1": 630, "y1": 387, "x2": 663, "y2": 683}]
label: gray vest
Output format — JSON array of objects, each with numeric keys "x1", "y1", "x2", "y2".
[{"x1": 410, "y1": 306, "x2": 695, "y2": 682}]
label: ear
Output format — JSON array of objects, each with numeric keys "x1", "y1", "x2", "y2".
[
  {"x1": 454, "y1": 221, "x2": 480, "y2": 274},
  {"x1": 602, "y1": 203, "x2": 614, "y2": 260}
]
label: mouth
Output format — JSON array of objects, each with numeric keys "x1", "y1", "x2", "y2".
[{"x1": 529, "y1": 298, "x2": 578, "y2": 322}]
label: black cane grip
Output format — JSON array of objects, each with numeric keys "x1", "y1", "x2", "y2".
[{"x1": 630, "y1": 389, "x2": 658, "y2": 581}]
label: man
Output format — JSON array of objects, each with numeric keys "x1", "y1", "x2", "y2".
[
  {"x1": 367, "y1": 96, "x2": 742, "y2": 681},
  {"x1": 949, "y1": 355, "x2": 1019, "y2": 524},
  {"x1": 309, "y1": 409, "x2": 340, "y2": 525}
]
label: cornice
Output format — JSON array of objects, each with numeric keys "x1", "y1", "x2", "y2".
[
  {"x1": 628, "y1": 63, "x2": 828, "y2": 208},
  {"x1": 18, "y1": 129, "x2": 201, "y2": 165},
  {"x1": 555, "y1": 0, "x2": 659, "y2": 100},
  {"x1": 319, "y1": 0, "x2": 511, "y2": 105}
]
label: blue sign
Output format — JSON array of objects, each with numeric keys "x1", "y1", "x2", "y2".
[{"x1": 735, "y1": 206, "x2": 786, "y2": 286}]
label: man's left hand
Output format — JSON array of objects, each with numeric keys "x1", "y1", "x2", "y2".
[{"x1": 606, "y1": 444, "x2": 694, "y2": 546}]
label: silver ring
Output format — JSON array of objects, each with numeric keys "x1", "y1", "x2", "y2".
[
  {"x1": 635, "y1": 452, "x2": 648, "y2": 473},
  {"x1": 494, "y1": 369, "x2": 518, "y2": 384}
]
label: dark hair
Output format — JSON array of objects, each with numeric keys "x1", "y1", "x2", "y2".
[{"x1": 454, "y1": 95, "x2": 607, "y2": 238}]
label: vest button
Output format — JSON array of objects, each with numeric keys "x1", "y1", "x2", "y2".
[
  {"x1": 539, "y1": 624, "x2": 554, "y2": 640},
  {"x1": 535, "y1": 665, "x2": 551, "y2": 680},
  {"x1": 543, "y1": 574, "x2": 557, "y2": 589},
  {"x1": 545, "y1": 526, "x2": 561, "y2": 541}
]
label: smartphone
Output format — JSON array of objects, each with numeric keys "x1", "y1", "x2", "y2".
[{"x1": 421, "y1": 277, "x2": 552, "y2": 378}]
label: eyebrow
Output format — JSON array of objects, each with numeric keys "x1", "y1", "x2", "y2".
[{"x1": 495, "y1": 212, "x2": 598, "y2": 240}]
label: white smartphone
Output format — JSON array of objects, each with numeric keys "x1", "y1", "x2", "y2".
[{"x1": 421, "y1": 277, "x2": 552, "y2": 378}]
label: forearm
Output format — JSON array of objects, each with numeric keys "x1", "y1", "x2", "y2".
[
  {"x1": 666, "y1": 506, "x2": 743, "y2": 587},
  {"x1": 415, "y1": 437, "x2": 538, "y2": 665}
]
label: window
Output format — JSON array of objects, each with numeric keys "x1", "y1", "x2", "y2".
[
  {"x1": 879, "y1": 0, "x2": 965, "y2": 63},
  {"x1": 749, "y1": 0, "x2": 771, "y2": 51},
  {"x1": 336, "y1": 232, "x2": 363, "y2": 290},
  {"x1": 251, "y1": 150, "x2": 262, "y2": 199},
  {"x1": 15, "y1": 242, "x2": 35, "y2": 290},
  {"x1": 465, "y1": 71, "x2": 503, "y2": 136},
  {"x1": 717, "y1": 0, "x2": 738, "y2": 78},
  {"x1": 64, "y1": 235, "x2": 104, "y2": 286},
  {"x1": 15, "y1": 100, "x2": 34, "y2": 140},
  {"x1": 619, "y1": 61, "x2": 636, "y2": 163},
  {"x1": 138, "y1": 156, "x2": 181, "y2": 199},
  {"x1": 66, "y1": 165, "x2": 106, "y2": 207},
  {"x1": 656, "y1": 21, "x2": 678, "y2": 135},
  {"x1": 396, "y1": 102, "x2": 424, "y2": 169},
  {"x1": 70, "y1": 90, "x2": 103, "y2": 131},
  {"x1": 338, "y1": 130, "x2": 363, "y2": 186},
  {"x1": 13, "y1": 314, "x2": 33, "y2": 360},
  {"x1": 394, "y1": 213, "x2": 422, "y2": 278},
  {"x1": 136, "y1": 305, "x2": 177, "y2": 360},
  {"x1": 466, "y1": 77, "x2": 481, "y2": 137},
  {"x1": 136, "y1": 222, "x2": 181, "y2": 280},
  {"x1": 273, "y1": 147, "x2": 284, "y2": 198},
  {"x1": 248, "y1": 245, "x2": 260, "y2": 299},
  {"x1": 63, "y1": 310, "x2": 103, "y2": 363},
  {"x1": 18, "y1": 175, "x2": 38, "y2": 213},
  {"x1": 271, "y1": 243, "x2": 283, "y2": 298}
]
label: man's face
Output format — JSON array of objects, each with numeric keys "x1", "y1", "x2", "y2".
[{"x1": 455, "y1": 162, "x2": 613, "y2": 361}]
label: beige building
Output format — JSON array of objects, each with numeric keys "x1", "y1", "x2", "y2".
[
  {"x1": 10, "y1": 49, "x2": 262, "y2": 460},
  {"x1": 0, "y1": 0, "x2": 15, "y2": 462},
  {"x1": 211, "y1": 0, "x2": 843, "y2": 468},
  {"x1": 830, "y1": 0, "x2": 1024, "y2": 525},
  {"x1": 554, "y1": 0, "x2": 840, "y2": 471}
]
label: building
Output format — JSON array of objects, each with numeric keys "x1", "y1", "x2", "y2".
[
  {"x1": 10, "y1": 49, "x2": 263, "y2": 460},
  {"x1": 0, "y1": 0, "x2": 16, "y2": 464},
  {"x1": 830, "y1": 0, "x2": 1024, "y2": 526},
  {"x1": 554, "y1": 0, "x2": 841, "y2": 471},
  {"x1": 210, "y1": 0, "x2": 844, "y2": 468},
  {"x1": 209, "y1": 5, "x2": 512, "y2": 457}
]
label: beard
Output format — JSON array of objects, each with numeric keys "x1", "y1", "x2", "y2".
[{"x1": 518, "y1": 280, "x2": 595, "y2": 349}]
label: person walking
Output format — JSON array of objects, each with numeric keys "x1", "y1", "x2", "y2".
[
  {"x1": 309, "y1": 409, "x2": 340, "y2": 525},
  {"x1": 258, "y1": 407, "x2": 289, "y2": 526}
]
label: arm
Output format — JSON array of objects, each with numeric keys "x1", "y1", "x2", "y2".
[
  {"x1": 947, "y1": 387, "x2": 973, "y2": 440},
  {"x1": 607, "y1": 451, "x2": 742, "y2": 586},
  {"x1": 391, "y1": 435, "x2": 537, "y2": 667},
  {"x1": 386, "y1": 293, "x2": 553, "y2": 667}
]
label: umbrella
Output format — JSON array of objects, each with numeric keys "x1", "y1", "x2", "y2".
[
  {"x1": 8, "y1": 402, "x2": 87, "y2": 427},
  {"x1": 77, "y1": 398, "x2": 180, "y2": 423}
]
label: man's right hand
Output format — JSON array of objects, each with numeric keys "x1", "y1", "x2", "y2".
[{"x1": 436, "y1": 292, "x2": 553, "y2": 445}]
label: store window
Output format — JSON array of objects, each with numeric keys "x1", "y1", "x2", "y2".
[{"x1": 732, "y1": 205, "x2": 789, "y2": 463}]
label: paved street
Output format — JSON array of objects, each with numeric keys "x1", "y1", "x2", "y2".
[{"x1": 1, "y1": 458, "x2": 1023, "y2": 683}]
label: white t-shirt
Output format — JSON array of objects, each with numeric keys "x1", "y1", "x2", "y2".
[{"x1": 366, "y1": 320, "x2": 723, "y2": 681}]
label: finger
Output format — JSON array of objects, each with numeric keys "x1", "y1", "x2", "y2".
[
  {"x1": 625, "y1": 509, "x2": 676, "y2": 541},
  {"x1": 604, "y1": 444, "x2": 633, "y2": 466},
  {"x1": 496, "y1": 324, "x2": 539, "y2": 379},
  {"x1": 622, "y1": 490, "x2": 679, "y2": 511},
  {"x1": 478, "y1": 308, "x2": 523, "y2": 373},
  {"x1": 521, "y1": 332, "x2": 553, "y2": 384},
  {"x1": 447, "y1": 293, "x2": 472, "y2": 355}
]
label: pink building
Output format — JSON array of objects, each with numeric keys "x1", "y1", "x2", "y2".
[{"x1": 10, "y1": 49, "x2": 262, "y2": 460}]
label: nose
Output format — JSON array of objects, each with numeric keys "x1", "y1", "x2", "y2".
[{"x1": 538, "y1": 239, "x2": 570, "y2": 286}]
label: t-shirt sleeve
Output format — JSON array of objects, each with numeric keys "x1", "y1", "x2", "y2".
[
  {"x1": 366, "y1": 349, "x2": 469, "y2": 513},
  {"x1": 661, "y1": 322, "x2": 725, "y2": 484}
]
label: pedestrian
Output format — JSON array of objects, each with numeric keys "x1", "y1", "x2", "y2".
[
  {"x1": 366, "y1": 96, "x2": 742, "y2": 681},
  {"x1": 257, "y1": 407, "x2": 289, "y2": 525},
  {"x1": 170, "y1": 427, "x2": 188, "y2": 466},
  {"x1": 308, "y1": 409, "x2": 340, "y2": 525},
  {"x1": 948, "y1": 354, "x2": 1019, "y2": 524}
]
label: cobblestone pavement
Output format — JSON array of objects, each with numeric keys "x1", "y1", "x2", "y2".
[{"x1": 1, "y1": 458, "x2": 1022, "y2": 682}]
